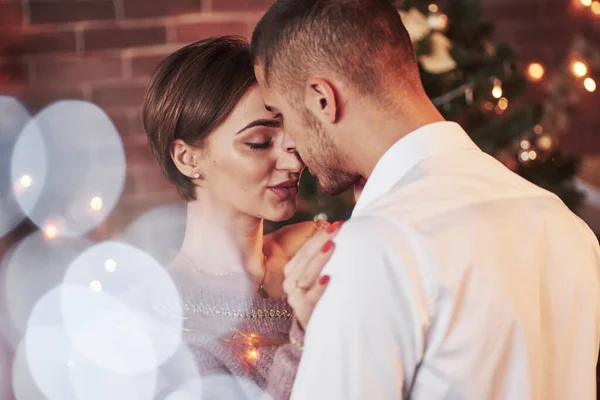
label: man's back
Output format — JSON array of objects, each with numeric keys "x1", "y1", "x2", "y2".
[
  {"x1": 291, "y1": 123, "x2": 600, "y2": 399},
  {"x1": 372, "y1": 148, "x2": 600, "y2": 398}
]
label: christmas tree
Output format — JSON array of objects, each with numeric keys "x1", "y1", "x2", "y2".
[{"x1": 267, "y1": 0, "x2": 598, "y2": 232}]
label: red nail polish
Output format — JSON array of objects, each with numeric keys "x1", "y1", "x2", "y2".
[
  {"x1": 321, "y1": 240, "x2": 334, "y2": 253},
  {"x1": 319, "y1": 275, "x2": 330, "y2": 285},
  {"x1": 326, "y1": 220, "x2": 343, "y2": 233}
]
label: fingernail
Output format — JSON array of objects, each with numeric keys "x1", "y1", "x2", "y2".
[
  {"x1": 319, "y1": 275, "x2": 330, "y2": 285},
  {"x1": 321, "y1": 240, "x2": 334, "y2": 253},
  {"x1": 326, "y1": 220, "x2": 343, "y2": 233}
]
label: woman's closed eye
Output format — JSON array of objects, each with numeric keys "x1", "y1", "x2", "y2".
[{"x1": 246, "y1": 141, "x2": 273, "y2": 150}]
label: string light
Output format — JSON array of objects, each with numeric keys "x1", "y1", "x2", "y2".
[
  {"x1": 19, "y1": 175, "x2": 32, "y2": 189},
  {"x1": 537, "y1": 135, "x2": 553, "y2": 151},
  {"x1": 520, "y1": 151, "x2": 531, "y2": 162},
  {"x1": 534, "y1": 125, "x2": 544, "y2": 135},
  {"x1": 529, "y1": 150, "x2": 538, "y2": 160},
  {"x1": 492, "y1": 78, "x2": 503, "y2": 99},
  {"x1": 571, "y1": 60, "x2": 588, "y2": 78},
  {"x1": 90, "y1": 280, "x2": 102, "y2": 292},
  {"x1": 484, "y1": 101, "x2": 494, "y2": 111},
  {"x1": 581, "y1": 0, "x2": 592, "y2": 6},
  {"x1": 104, "y1": 259, "x2": 117, "y2": 273},
  {"x1": 247, "y1": 348, "x2": 260, "y2": 361},
  {"x1": 497, "y1": 97, "x2": 509, "y2": 110},
  {"x1": 520, "y1": 140, "x2": 532, "y2": 150},
  {"x1": 90, "y1": 196, "x2": 103, "y2": 211},
  {"x1": 592, "y1": 1, "x2": 600, "y2": 13},
  {"x1": 43, "y1": 223, "x2": 58, "y2": 240},
  {"x1": 428, "y1": 3, "x2": 439, "y2": 12},
  {"x1": 527, "y1": 62, "x2": 545, "y2": 81},
  {"x1": 584, "y1": 77, "x2": 596, "y2": 92}
]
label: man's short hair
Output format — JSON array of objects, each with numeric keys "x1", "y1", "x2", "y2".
[{"x1": 251, "y1": 0, "x2": 420, "y2": 103}]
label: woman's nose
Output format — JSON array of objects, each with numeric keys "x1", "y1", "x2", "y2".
[
  {"x1": 282, "y1": 131, "x2": 297, "y2": 153},
  {"x1": 278, "y1": 133, "x2": 304, "y2": 172}
]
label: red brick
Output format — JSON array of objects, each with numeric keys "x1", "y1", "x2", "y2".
[
  {"x1": 131, "y1": 111, "x2": 144, "y2": 135},
  {"x1": 131, "y1": 53, "x2": 169, "y2": 78},
  {"x1": 0, "y1": 59, "x2": 29, "y2": 86},
  {"x1": 0, "y1": 2, "x2": 23, "y2": 27},
  {"x1": 91, "y1": 83, "x2": 146, "y2": 108},
  {"x1": 122, "y1": 0, "x2": 201, "y2": 19},
  {"x1": 20, "y1": 86, "x2": 86, "y2": 112},
  {"x1": 84, "y1": 25, "x2": 166, "y2": 52},
  {"x1": 174, "y1": 21, "x2": 248, "y2": 43},
  {"x1": 30, "y1": 1, "x2": 115, "y2": 25},
  {"x1": 106, "y1": 112, "x2": 134, "y2": 136},
  {"x1": 35, "y1": 56, "x2": 123, "y2": 85},
  {"x1": 0, "y1": 30, "x2": 76, "y2": 56},
  {"x1": 211, "y1": 0, "x2": 274, "y2": 12}
]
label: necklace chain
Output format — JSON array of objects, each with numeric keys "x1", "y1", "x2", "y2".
[{"x1": 179, "y1": 251, "x2": 269, "y2": 298}]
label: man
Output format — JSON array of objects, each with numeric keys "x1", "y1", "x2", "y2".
[{"x1": 251, "y1": 0, "x2": 600, "y2": 398}]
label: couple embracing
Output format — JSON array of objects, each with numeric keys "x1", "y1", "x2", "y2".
[{"x1": 142, "y1": 0, "x2": 600, "y2": 399}]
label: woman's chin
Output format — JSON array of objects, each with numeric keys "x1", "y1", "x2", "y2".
[{"x1": 264, "y1": 203, "x2": 297, "y2": 222}]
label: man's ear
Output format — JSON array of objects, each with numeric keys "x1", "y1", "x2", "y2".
[
  {"x1": 304, "y1": 78, "x2": 339, "y2": 125},
  {"x1": 170, "y1": 139, "x2": 203, "y2": 180}
]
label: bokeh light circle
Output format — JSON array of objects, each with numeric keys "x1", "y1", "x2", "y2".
[
  {"x1": 2, "y1": 232, "x2": 91, "y2": 347},
  {"x1": 20, "y1": 287, "x2": 157, "y2": 400},
  {"x1": 122, "y1": 203, "x2": 186, "y2": 268},
  {"x1": 61, "y1": 241, "x2": 183, "y2": 374},
  {"x1": 10, "y1": 100, "x2": 126, "y2": 238},
  {"x1": 0, "y1": 96, "x2": 32, "y2": 238}
]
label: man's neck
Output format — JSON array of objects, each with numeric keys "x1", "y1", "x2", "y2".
[{"x1": 348, "y1": 99, "x2": 445, "y2": 179}]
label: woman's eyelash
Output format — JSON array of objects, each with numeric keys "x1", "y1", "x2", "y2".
[{"x1": 247, "y1": 141, "x2": 272, "y2": 150}]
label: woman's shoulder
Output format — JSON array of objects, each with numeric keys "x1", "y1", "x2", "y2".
[{"x1": 265, "y1": 220, "x2": 330, "y2": 259}]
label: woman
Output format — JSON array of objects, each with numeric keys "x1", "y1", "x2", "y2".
[{"x1": 142, "y1": 36, "x2": 338, "y2": 399}]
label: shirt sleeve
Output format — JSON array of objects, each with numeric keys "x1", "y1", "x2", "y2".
[{"x1": 290, "y1": 216, "x2": 431, "y2": 400}]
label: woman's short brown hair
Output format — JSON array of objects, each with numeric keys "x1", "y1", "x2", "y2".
[{"x1": 142, "y1": 36, "x2": 256, "y2": 201}]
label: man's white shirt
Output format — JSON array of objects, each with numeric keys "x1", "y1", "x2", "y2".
[{"x1": 291, "y1": 121, "x2": 600, "y2": 399}]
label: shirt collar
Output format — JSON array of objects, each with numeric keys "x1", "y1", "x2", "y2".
[{"x1": 352, "y1": 121, "x2": 480, "y2": 215}]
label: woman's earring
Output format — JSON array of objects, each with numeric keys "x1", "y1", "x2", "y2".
[{"x1": 193, "y1": 173, "x2": 200, "y2": 179}]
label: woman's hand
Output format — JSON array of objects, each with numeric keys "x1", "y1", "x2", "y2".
[{"x1": 283, "y1": 221, "x2": 343, "y2": 329}]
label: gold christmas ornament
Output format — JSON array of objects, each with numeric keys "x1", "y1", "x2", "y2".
[
  {"x1": 399, "y1": 8, "x2": 431, "y2": 43},
  {"x1": 420, "y1": 32, "x2": 457, "y2": 74}
]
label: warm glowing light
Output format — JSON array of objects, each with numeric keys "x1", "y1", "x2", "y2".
[
  {"x1": 584, "y1": 77, "x2": 596, "y2": 92},
  {"x1": 19, "y1": 175, "x2": 32, "y2": 189},
  {"x1": 520, "y1": 151, "x2": 530, "y2": 162},
  {"x1": 247, "y1": 348, "x2": 259, "y2": 360},
  {"x1": 90, "y1": 280, "x2": 102, "y2": 292},
  {"x1": 43, "y1": 223, "x2": 58, "y2": 240},
  {"x1": 497, "y1": 97, "x2": 509, "y2": 110},
  {"x1": 534, "y1": 125, "x2": 543, "y2": 135},
  {"x1": 104, "y1": 259, "x2": 117, "y2": 273},
  {"x1": 537, "y1": 135, "x2": 553, "y2": 151},
  {"x1": 592, "y1": 1, "x2": 600, "y2": 13},
  {"x1": 571, "y1": 61, "x2": 588, "y2": 78},
  {"x1": 529, "y1": 150, "x2": 537, "y2": 160},
  {"x1": 428, "y1": 3, "x2": 439, "y2": 12},
  {"x1": 527, "y1": 62, "x2": 545, "y2": 81},
  {"x1": 90, "y1": 196, "x2": 103, "y2": 211},
  {"x1": 492, "y1": 85, "x2": 503, "y2": 99},
  {"x1": 520, "y1": 140, "x2": 532, "y2": 150},
  {"x1": 484, "y1": 101, "x2": 494, "y2": 111},
  {"x1": 581, "y1": 0, "x2": 592, "y2": 6}
]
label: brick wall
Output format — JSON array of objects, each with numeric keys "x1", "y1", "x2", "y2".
[
  {"x1": 0, "y1": 0, "x2": 277, "y2": 239},
  {"x1": 0, "y1": 0, "x2": 598, "y2": 239}
]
